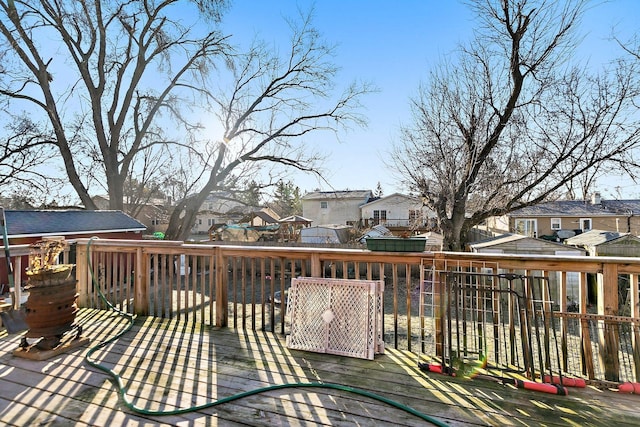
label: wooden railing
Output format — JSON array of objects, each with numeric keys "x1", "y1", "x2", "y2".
[{"x1": 69, "y1": 238, "x2": 640, "y2": 385}]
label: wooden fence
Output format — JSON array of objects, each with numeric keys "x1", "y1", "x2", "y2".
[{"x1": 66, "y1": 238, "x2": 640, "y2": 385}]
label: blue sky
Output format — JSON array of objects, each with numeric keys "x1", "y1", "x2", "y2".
[{"x1": 218, "y1": 1, "x2": 640, "y2": 199}]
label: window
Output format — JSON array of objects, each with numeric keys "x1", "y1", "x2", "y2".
[
  {"x1": 409, "y1": 209, "x2": 421, "y2": 222},
  {"x1": 373, "y1": 210, "x2": 387, "y2": 223},
  {"x1": 580, "y1": 218, "x2": 592, "y2": 231},
  {"x1": 320, "y1": 201, "x2": 328, "y2": 209},
  {"x1": 514, "y1": 218, "x2": 537, "y2": 238},
  {"x1": 551, "y1": 218, "x2": 561, "y2": 230}
]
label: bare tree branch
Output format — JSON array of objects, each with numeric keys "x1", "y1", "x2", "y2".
[
  {"x1": 391, "y1": 0, "x2": 640, "y2": 250},
  {"x1": 0, "y1": 0, "x2": 230, "y2": 211},
  {"x1": 164, "y1": 7, "x2": 374, "y2": 239}
]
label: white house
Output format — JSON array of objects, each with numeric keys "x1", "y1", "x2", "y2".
[
  {"x1": 360, "y1": 193, "x2": 435, "y2": 228},
  {"x1": 302, "y1": 190, "x2": 373, "y2": 226}
]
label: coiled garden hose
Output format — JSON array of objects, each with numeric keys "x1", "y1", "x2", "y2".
[{"x1": 83, "y1": 238, "x2": 448, "y2": 426}]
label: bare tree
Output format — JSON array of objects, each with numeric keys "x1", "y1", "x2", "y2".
[
  {"x1": 0, "y1": 114, "x2": 59, "y2": 192},
  {"x1": 0, "y1": 0, "x2": 230, "y2": 211},
  {"x1": 391, "y1": 0, "x2": 640, "y2": 251},
  {"x1": 164, "y1": 9, "x2": 372, "y2": 240}
]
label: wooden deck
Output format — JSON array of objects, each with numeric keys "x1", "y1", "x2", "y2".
[{"x1": 1, "y1": 308, "x2": 640, "y2": 426}]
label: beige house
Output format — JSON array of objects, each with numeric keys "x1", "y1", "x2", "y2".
[
  {"x1": 302, "y1": 190, "x2": 373, "y2": 226},
  {"x1": 489, "y1": 194, "x2": 640, "y2": 239}
]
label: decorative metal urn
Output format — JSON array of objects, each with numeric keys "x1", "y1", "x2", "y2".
[{"x1": 21, "y1": 238, "x2": 81, "y2": 350}]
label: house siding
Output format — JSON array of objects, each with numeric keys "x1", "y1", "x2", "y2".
[
  {"x1": 302, "y1": 191, "x2": 373, "y2": 226},
  {"x1": 503, "y1": 199, "x2": 640, "y2": 237},
  {"x1": 360, "y1": 193, "x2": 431, "y2": 227},
  {"x1": 509, "y1": 215, "x2": 640, "y2": 237}
]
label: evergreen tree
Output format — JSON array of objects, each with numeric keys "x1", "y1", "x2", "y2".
[
  {"x1": 271, "y1": 181, "x2": 302, "y2": 217},
  {"x1": 374, "y1": 182, "x2": 384, "y2": 198}
]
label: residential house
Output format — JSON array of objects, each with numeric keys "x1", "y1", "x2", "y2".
[
  {"x1": 360, "y1": 193, "x2": 435, "y2": 230},
  {"x1": 302, "y1": 190, "x2": 373, "y2": 226},
  {"x1": 192, "y1": 192, "x2": 256, "y2": 235},
  {"x1": 93, "y1": 195, "x2": 170, "y2": 234},
  {"x1": 488, "y1": 193, "x2": 640, "y2": 238}
]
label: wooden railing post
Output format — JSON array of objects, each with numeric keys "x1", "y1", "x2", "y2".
[
  {"x1": 433, "y1": 253, "x2": 445, "y2": 359},
  {"x1": 134, "y1": 247, "x2": 149, "y2": 316},
  {"x1": 310, "y1": 253, "x2": 321, "y2": 277},
  {"x1": 215, "y1": 247, "x2": 228, "y2": 327},
  {"x1": 76, "y1": 242, "x2": 90, "y2": 308},
  {"x1": 598, "y1": 263, "x2": 620, "y2": 381}
]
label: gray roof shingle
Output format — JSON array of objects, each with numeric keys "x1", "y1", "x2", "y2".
[
  {"x1": 0, "y1": 210, "x2": 146, "y2": 237},
  {"x1": 510, "y1": 200, "x2": 640, "y2": 217},
  {"x1": 564, "y1": 229, "x2": 630, "y2": 246},
  {"x1": 302, "y1": 190, "x2": 373, "y2": 201}
]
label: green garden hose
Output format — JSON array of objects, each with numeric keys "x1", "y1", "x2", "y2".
[{"x1": 84, "y1": 238, "x2": 448, "y2": 426}]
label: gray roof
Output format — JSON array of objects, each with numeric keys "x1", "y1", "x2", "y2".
[
  {"x1": 279, "y1": 215, "x2": 313, "y2": 224},
  {"x1": 509, "y1": 199, "x2": 640, "y2": 217},
  {"x1": 469, "y1": 233, "x2": 582, "y2": 251},
  {"x1": 0, "y1": 210, "x2": 146, "y2": 238},
  {"x1": 469, "y1": 233, "x2": 529, "y2": 249},
  {"x1": 302, "y1": 190, "x2": 373, "y2": 201},
  {"x1": 360, "y1": 193, "x2": 420, "y2": 208},
  {"x1": 564, "y1": 229, "x2": 631, "y2": 247}
]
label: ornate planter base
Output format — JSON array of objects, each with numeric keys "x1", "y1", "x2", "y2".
[{"x1": 22, "y1": 278, "x2": 81, "y2": 350}]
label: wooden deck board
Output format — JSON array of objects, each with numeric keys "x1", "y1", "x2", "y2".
[{"x1": 1, "y1": 308, "x2": 640, "y2": 426}]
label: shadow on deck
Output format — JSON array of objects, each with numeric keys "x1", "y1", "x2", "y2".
[{"x1": 1, "y1": 308, "x2": 639, "y2": 426}]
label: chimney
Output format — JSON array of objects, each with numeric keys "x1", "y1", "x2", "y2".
[{"x1": 591, "y1": 192, "x2": 601, "y2": 205}]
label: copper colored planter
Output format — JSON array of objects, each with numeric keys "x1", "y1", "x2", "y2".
[{"x1": 23, "y1": 277, "x2": 80, "y2": 350}]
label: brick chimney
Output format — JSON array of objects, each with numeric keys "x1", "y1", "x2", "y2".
[{"x1": 591, "y1": 192, "x2": 601, "y2": 205}]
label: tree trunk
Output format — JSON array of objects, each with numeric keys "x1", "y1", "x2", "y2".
[{"x1": 164, "y1": 190, "x2": 213, "y2": 241}]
